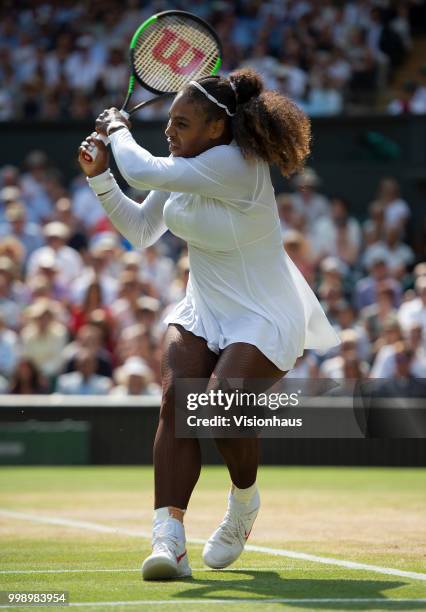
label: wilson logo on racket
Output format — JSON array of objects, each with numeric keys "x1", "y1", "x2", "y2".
[{"x1": 152, "y1": 27, "x2": 206, "y2": 75}]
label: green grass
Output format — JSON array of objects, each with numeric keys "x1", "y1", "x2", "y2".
[{"x1": 0, "y1": 466, "x2": 425, "y2": 611}]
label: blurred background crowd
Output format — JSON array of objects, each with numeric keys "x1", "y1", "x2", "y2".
[
  {"x1": 0, "y1": 150, "x2": 425, "y2": 395},
  {"x1": 0, "y1": 0, "x2": 425, "y2": 395},
  {"x1": 1, "y1": 0, "x2": 426, "y2": 121}
]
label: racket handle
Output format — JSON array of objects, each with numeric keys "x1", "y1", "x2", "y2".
[
  {"x1": 82, "y1": 133, "x2": 110, "y2": 163},
  {"x1": 82, "y1": 111, "x2": 129, "y2": 163}
]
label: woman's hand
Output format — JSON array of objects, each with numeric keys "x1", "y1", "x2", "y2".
[
  {"x1": 95, "y1": 107, "x2": 131, "y2": 136},
  {"x1": 78, "y1": 132, "x2": 109, "y2": 178}
]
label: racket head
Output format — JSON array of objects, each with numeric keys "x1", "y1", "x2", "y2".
[{"x1": 128, "y1": 10, "x2": 222, "y2": 97}]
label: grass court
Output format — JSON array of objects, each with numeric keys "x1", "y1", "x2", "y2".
[{"x1": 0, "y1": 466, "x2": 425, "y2": 611}]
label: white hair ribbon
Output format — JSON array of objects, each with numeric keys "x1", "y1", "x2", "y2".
[{"x1": 189, "y1": 81, "x2": 235, "y2": 117}]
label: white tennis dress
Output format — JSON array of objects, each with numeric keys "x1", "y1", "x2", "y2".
[{"x1": 88, "y1": 129, "x2": 340, "y2": 371}]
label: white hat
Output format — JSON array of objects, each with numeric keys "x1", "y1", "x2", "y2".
[
  {"x1": 90, "y1": 232, "x2": 119, "y2": 253},
  {"x1": 115, "y1": 357, "x2": 153, "y2": 385},
  {"x1": 44, "y1": 221, "x2": 69, "y2": 240},
  {"x1": 294, "y1": 167, "x2": 321, "y2": 188}
]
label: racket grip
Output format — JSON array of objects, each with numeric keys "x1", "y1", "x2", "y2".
[{"x1": 82, "y1": 134, "x2": 110, "y2": 163}]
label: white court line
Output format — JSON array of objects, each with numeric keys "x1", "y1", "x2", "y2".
[
  {"x1": 0, "y1": 568, "x2": 280, "y2": 575},
  {"x1": 1, "y1": 509, "x2": 426, "y2": 583},
  {"x1": 1, "y1": 598, "x2": 426, "y2": 608},
  {"x1": 0, "y1": 567, "x2": 279, "y2": 575}
]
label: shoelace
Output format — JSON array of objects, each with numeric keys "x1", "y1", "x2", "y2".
[
  {"x1": 217, "y1": 507, "x2": 253, "y2": 547},
  {"x1": 152, "y1": 527, "x2": 179, "y2": 555}
]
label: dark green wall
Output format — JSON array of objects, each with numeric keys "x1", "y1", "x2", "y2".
[{"x1": 0, "y1": 403, "x2": 425, "y2": 465}]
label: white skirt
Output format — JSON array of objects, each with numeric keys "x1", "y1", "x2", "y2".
[{"x1": 164, "y1": 248, "x2": 340, "y2": 372}]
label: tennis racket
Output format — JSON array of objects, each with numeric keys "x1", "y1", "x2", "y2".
[{"x1": 83, "y1": 10, "x2": 222, "y2": 162}]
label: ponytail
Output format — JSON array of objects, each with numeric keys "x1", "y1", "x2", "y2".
[{"x1": 230, "y1": 68, "x2": 311, "y2": 177}]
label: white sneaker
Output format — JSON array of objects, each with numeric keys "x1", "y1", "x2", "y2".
[
  {"x1": 142, "y1": 514, "x2": 191, "y2": 580},
  {"x1": 203, "y1": 489, "x2": 260, "y2": 569}
]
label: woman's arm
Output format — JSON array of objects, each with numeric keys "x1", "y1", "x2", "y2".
[
  {"x1": 88, "y1": 170, "x2": 169, "y2": 248},
  {"x1": 109, "y1": 128, "x2": 252, "y2": 200}
]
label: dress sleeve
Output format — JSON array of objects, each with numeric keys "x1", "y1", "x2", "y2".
[
  {"x1": 109, "y1": 128, "x2": 253, "y2": 200},
  {"x1": 87, "y1": 169, "x2": 168, "y2": 249}
]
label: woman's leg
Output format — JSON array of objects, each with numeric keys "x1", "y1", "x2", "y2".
[
  {"x1": 154, "y1": 324, "x2": 218, "y2": 509},
  {"x1": 203, "y1": 342, "x2": 286, "y2": 569},
  {"x1": 210, "y1": 342, "x2": 286, "y2": 487}
]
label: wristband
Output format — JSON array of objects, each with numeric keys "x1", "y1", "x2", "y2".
[
  {"x1": 106, "y1": 121, "x2": 128, "y2": 136},
  {"x1": 87, "y1": 169, "x2": 116, "y2": 195}
]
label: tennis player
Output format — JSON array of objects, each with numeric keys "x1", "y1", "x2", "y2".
[{"x1": 78, "y1": 68, "x2": 340, "y2": 580}]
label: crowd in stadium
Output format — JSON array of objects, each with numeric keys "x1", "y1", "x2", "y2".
[
  {"x1": 1, "y1": 0, "x2": 426, "y2": 120},
  {"x1": 0, "y1": 150, "x2": 425, "y2": 395}
]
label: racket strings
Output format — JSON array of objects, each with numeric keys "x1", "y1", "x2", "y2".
[{"x1": 132, "y1": 15, "x2": 220, "y2": 93}]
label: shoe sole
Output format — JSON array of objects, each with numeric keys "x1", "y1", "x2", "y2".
[
  {"x1": 142, "y1": 557, "x2": 178, "y2": 580},
  {"x1": 203, "y1": 552, "x2": 240, "y2": 569},
  {"x1": 142, "y1": 557, "x2": 192, "y2": 581}
]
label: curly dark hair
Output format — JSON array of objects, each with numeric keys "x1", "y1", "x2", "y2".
[{"x1": 182, "y1": 68, "x2": 311, "y2": 177}]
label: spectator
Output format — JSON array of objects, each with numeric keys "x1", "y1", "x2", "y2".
[
  {"x1": 64, "y1": 36, "x2": 102, "y2": 94},
  {"x1": 29, "y1": 249, "x2": 71, "y2": 304},
  {"x1": 398, "y1": 275, "x2": 426, "y2": 337},
  {"x1": 0, "y1": 257, "x2": 24, "y2": 330},
  {"x1": 62, "y1": 323, "x2": 113, "y2": 379},
  {"x1": 27, "y1": 222, "x2": 83, "y2": 285},
  {"x1": 374, "y1": 177, "x2": 410, "y2": 231},
  {"x1": 347, "y1": 26, "x2": 378, "y2": 103},
  {"x1": 355, "y1": 254, "x2": 402, "y2": 311},
  {"x1": 20, "y1": 150, "x2": 52, "y2": 224},
  {"x1": 371, "y1": 336, "x2": 426, "y2": 379},
  {"x1": 0, "y1": 184, "x2": 21, "y2": 224},
  {"x1": 363, "y1": 226, "x2": 414, "y2": 278},
  {"x1": 140, "y1": 244, "x2": 174, "y2": 301},
  {"x1": 69, "y1": 279, "x2": 112, "y2": 336},
  {"x1": 110, "y1": 270, "x2": 146, "y2": 332},
  {"x1": 303, "y1": 74, "x2": 344, "y2": 116},
  {"x1": 9, "y1": 358, "x2": 47, "y2": 394},
  {"x1": 133, "y1": 296, "x2": 161, "y2": 338},
  {"x1": 111, "y1": 356, "x2": 160, "y2": 396},
  {"x1": 369, "y1": 315, "x2": 404, "y2": 377},
  {"x1": 283, "y1": 230, "x2": 315, "y2": 286},
  {"x1": 311, "y1": 196, "x2": 362, "y2": 265},
  {"x1": 388, "y1": 80, "x2": 426, "y2": 115},
  {"x1": 70, "y1": 245, "x2": 119, "y2": 307},
  {"x1": 52, "y1": 197, "x2": 88, "y2": 256},
  {"x1": 71, "y1": 174, "x2": 108, "y2": 231},
  {"x1": 117, "y1": 323, "x2": 161, "y2": 383},
  {"x1": 0, "y1": 236, "x2": 26, "y2": 277},
  {"x1": 320, "y1": 329, "x2": 368, "y2": 378},
  {"x1": 0, "y1": 201, "x2": 44, "y2": 265},
  {"x1": 56, "y1": 348, "x2": 111, "y2": 395},
  {"x1": 277, "y1": 193, "x2": 299, "y2": 235},
  {"x1": 290, "y1": 167, "x2": 330, "y2": 230},
  {"x1": 96, "y1": 42, "x2": 128, "y2": 108},
  {"x1": 411, "y1": 65, "x2": 426, "y2": 113},
  {"x1": 319, "y1": 280, "x2": 345, "y2": 326},
  {"x1": 0, "y1": 312, "x2": 20, "y2": 377},
  {"x1": 20, "y1": 298, "x2": 67, "y2": 381},
  {"x1": 361, "y1": 280, "x2": 397, "y2": 344},
  {"x1": 363, "y1": 200, "x2": 386, "y2": 245}
]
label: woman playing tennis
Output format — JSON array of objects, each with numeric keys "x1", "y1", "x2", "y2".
[{"x1": 78, "y1": 68, "x2": 339, "y2": 580}]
